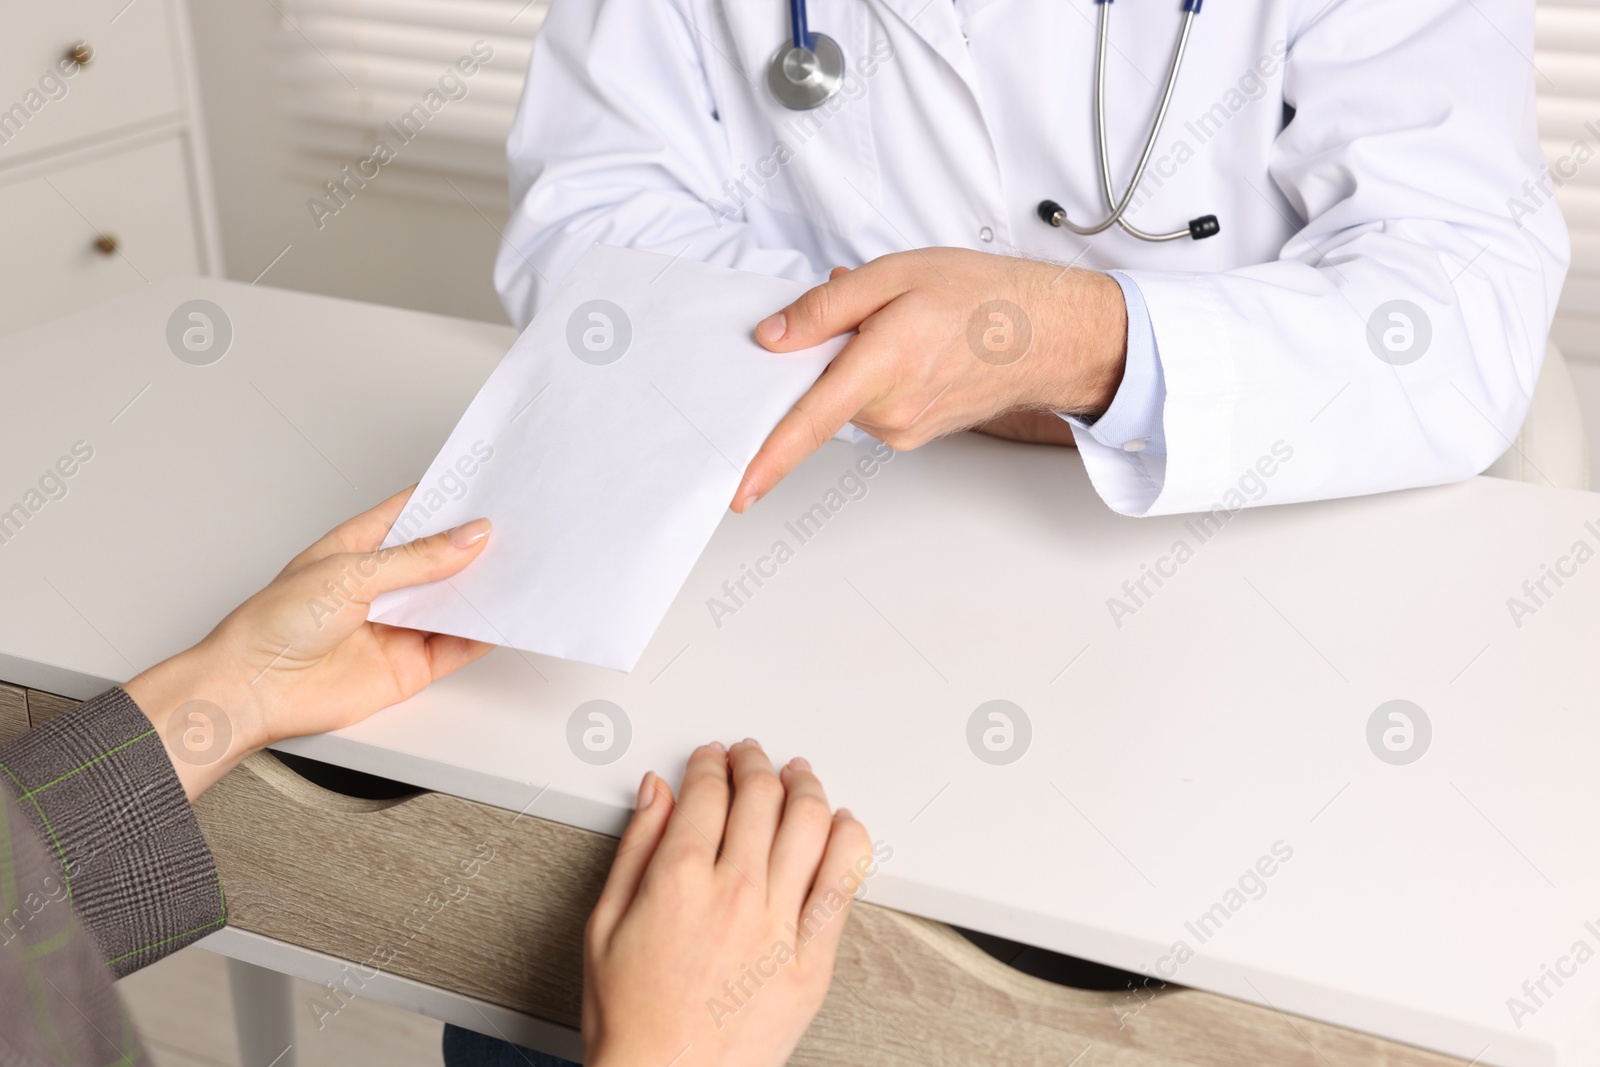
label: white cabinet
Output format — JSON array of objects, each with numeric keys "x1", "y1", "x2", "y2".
[
  {"x1": 0, "y1": 135, "x2": 203, "y2": 325},
  {"x1": 0, "y1": 0, "x2": 182, "y2": 157},
  {"x1": 0, "y1": 0, "x2": 219, "y2": 334}
]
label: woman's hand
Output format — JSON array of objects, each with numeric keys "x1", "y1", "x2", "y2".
[
  {"x1": 124, "y1": 487, "x2": 495, "y2": 799},
  {"x1": 585, "y1": 740, "x2": 875, "y2": 1067},
  {"x1": 732, "y1": 249, "x2": 1125, "y2": 511}
]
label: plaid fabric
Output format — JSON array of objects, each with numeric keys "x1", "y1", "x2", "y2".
[{"x1": 0, "y1": 688, "x2": 226, "y2": 1066}]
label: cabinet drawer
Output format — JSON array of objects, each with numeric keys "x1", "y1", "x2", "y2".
[
  {"x1": 197, "y1": 751, "x2": 606, "y2": 1027},
  {"x1": 0, "y1": 683, "x2": 26, "y2": 743},
  {"x1": 195, "y1": 751, "x2": 1466, "y2": 1066},
  {"x1": 0, "y1": 0, "x2": 184, "y2": 161},
  {"x1": 0, "y1": 134, "x2": 201, "y2": 332}
]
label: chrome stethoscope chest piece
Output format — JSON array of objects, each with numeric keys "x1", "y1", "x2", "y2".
[{"x1": 767, "y1": 32, "x2": 846, "y2": 111}]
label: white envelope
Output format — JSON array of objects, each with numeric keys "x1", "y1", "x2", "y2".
[{"x1": 367, "y1": 245, "x2": 845, "y2": 671}]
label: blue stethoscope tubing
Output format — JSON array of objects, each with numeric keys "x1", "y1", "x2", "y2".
[
  {"x1": 768, "y1": 0, "x2": 847, "y2": 110},
  {"x1": 789, "y1": 0, "x2": 816, "y2": 51}
]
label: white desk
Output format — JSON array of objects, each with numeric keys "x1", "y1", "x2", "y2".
[{"x1": 4, "y1": 278, "x2": 1599, "y2": 1066}]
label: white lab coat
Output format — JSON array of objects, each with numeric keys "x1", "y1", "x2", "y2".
[{"x1": 496, "y1": 0, "x2": 1569, "y2": 517}]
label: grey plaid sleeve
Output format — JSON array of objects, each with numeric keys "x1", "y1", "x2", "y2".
[
  {"x1": 0, "y1": 687, "x2": 225, "y2": 979},
  {"x1": 0, "y1": 779, "x2": 147, "y2": 1067}
]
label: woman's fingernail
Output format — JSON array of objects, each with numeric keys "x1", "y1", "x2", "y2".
[
  {"x1": 837, "y1": 807, "x2": 854, "y2": 820},
  {"x1": 637, "y1": 771, "x2": 656, "y2": 810},
  {"x1": 447, "y1": 518, "x2": 491, "y2": 548},
  {"x1": 708, "y1": 741, "x2": 727, "y2": 755},
  {"x1": 791, "y1": 756, "x2": 812, "y2": 772},
  {"x1": 757, "y1": 312, "x2": 787, "y2": 344}
]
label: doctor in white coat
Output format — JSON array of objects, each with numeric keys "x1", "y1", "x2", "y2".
[{"x1": 495, "y1": 0, "x2": 1570, "y2": 518}]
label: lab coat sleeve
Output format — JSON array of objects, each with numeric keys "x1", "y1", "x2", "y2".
[
  {"x1": 1062, "y1": 271, "x2": 1168, "y2": 457},
  {"x1": 496, "y1": 0, "x2": 821, "y2": 328},
  {"x1": 1080, "y1": 0, "x2": 1570, "y2": 517}
]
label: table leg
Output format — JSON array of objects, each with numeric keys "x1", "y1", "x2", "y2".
[{"x1": 227, "y1": 957, "x2": 298, "y2": 1067}]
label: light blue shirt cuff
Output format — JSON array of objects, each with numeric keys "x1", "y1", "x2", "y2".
[{"x1": 1058, "y1": 271, "x2": 1166, "y2": 456}]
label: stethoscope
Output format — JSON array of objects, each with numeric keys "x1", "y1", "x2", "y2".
[
  {"x1": 767, "y1": 0, "x2": 1220, "y2": 243},
  {"x1": 767, "y1": 0, "x2": 847, "y2": 111}
]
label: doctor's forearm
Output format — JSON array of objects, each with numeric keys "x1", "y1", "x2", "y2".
[{"x1": 1033, "y1": 268, "x2": 1128, "y2": 421}]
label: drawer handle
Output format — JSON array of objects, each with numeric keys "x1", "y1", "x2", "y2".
[
  {"x1": 959, "y1": 925, "x2": 1160, "y2": 993},
  {"x1": 245, "y1": 750, "x2": 425, "y2": 814},
  {"x1": 870, "y1": 906, "x2": 1173, "y2": 1014},
  {"x1": 67, "y1": 41, "x2": 94, "y2": 67},
  {"x1": 94, "y1": 234, "x2": 118, "y2": 256}
]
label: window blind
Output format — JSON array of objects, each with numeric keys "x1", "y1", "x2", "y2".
[
  {"x1": 274, "y1": 0, "x2": 546, "y2": 211},
  {"x1": 1538, "y1": 0, "x2": 1600, "y2": 359}
]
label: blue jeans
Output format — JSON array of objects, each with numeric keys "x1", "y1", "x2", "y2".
[{"x1": 442, "y1": 1024, "x2": 579, "y2": 1067}]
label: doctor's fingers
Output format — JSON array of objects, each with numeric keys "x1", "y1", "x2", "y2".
[
  {"x1": 278, "y1": 484, "x2": 418, "y2": 577},
  {"x1": 732, "y1": 343, "x2": 888, "y2": 512},
  {"x1": 757, "y1": 257, "x2": 910, "y2": 352},
  {"x1": 653, "y1": 742, "x2": 734, "y2": 869}
]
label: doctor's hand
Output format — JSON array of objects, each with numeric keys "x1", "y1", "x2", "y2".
[
  {"x1": 124, "y1": 487, "x2": 495, "y2": 801},
  {"x1": 732, "y1": 249, "x2": 1127, "y2": 511},
  {"x1": 584, "y1": 741, "x2": 874, "y2": 1067},
  {"x1": 971, "y1": 408, "x2": 1083, "y2": 448}
]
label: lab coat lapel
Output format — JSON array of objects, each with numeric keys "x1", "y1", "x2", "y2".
[{"x1": 866, "y1": 0, "x2": 980, "y2": 87}]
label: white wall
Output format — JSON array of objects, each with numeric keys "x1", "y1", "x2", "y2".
[{"x1": 185, "y1": 0, "x2": 513, "y2": 325}]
